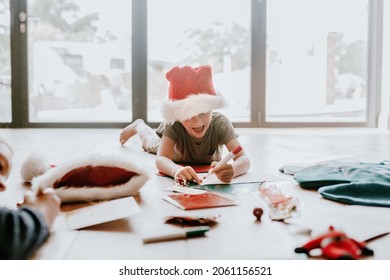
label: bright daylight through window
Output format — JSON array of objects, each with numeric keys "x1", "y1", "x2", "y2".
[
  {"x1": 266, "y1": 0, "x2": 369, "y2": 123},
  {"x1": 28, "y1": 0, "x2": 132, "y2": 122},
  {"x1": 0, "y1": 0, "x2": 381, "y2": 127},
  {"x1": 0, "y1": 0, "x2": 11, "y2": 124}
]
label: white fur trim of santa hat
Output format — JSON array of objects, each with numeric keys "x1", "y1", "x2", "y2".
[
  {"x1": 31, "y1": 154, "x2": 149, "y2": 203},
  {"x1": 161, "y1": 92, "x2": 227, "y2": 123}
]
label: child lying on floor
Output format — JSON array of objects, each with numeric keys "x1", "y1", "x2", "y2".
[{"x1": 120, "y1": 65, "x2": 250, "y2": 184}]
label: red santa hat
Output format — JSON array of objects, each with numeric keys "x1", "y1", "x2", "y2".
[
  {"x1": 23, "y1": 154, "x2": 149, "y2": 203},
  {"x1": 161, "y1": 65, "x2": 227, "y2": 123}
]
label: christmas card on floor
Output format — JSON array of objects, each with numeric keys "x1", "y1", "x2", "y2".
[{"x1": 162, "y1": 192, "x2": 237, "y2": 210}]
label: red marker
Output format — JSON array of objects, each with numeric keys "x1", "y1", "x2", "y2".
[{"x1": 204, "y1": 146, "x2": 243, "y2": 179}]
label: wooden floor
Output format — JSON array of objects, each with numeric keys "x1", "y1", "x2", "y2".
[{"x1": 1, "y1": 127, "x2": 390, "y2": 260}]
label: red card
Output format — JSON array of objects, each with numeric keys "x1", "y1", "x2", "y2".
[{"x1": 162, "y1": 192, "x2": 237, "y2": 210}]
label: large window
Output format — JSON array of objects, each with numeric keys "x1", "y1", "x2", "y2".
[
  {"x1": 2, "y1": 0, "x2": 385, "y2": 128},
  {"x1": 379, "y1": 0, "x2": 390, "y2": 128},
  {"x1": 0, "y1": 0, "x2": 11, "y2": 125},
  {"x1": 265, "y1": 0, "x2": 370, "y2": 124},
  {"x1": 27, "y1": 0, "x2": 132, "y2": 123},
  {"x1": 147, "y1": 0, "x2": 251, "y2": 123}
]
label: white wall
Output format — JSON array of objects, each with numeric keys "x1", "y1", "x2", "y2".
[{"x1": 379, "y1": 0, "x2": 390, "y2": 129}]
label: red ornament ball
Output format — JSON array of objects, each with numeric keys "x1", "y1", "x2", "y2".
[{"x1": 253, "y1": 207, "x2": 264, "y2": 221}]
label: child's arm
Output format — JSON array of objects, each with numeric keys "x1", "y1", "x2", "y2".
[
  {"x1": 211, "y1": 138, "x2": 250, "y2": 183},
  {"x1": 20, "y1": 188, "x2": 61, "y2": 228},
  {"x1": 1, "y1": 188, "x2": 61, "y2": 259},
  {"x1": 155, "y1": 136, "x2": 202, "y2": 184}
]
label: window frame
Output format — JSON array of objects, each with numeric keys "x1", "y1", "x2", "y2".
[
  {"x1": 257, "y1": 0, "x2": 383, "y2": 128},
  {"x1": 6, "y1": 0, "x2": 383, "y2": 128}
]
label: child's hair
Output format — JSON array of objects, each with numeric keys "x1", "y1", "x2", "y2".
[
  {"x1": 0, "y1": 136, "x2": 13, "y2": 155},
  {"x1": 0, "y1": 136, "x2": 13, "y2": 181}
]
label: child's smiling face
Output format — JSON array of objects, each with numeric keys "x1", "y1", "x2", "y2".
[{"x1": 181, "y1": 111, "x2": 212, "y2": 139}]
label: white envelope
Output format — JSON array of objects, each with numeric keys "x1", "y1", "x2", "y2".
[{"x1": 54, "y1": 196, "x2": 141, "y2": 230}]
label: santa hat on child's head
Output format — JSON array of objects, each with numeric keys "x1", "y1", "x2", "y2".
[{"x1": 161, "y1": 65, "x2": 227, "y2": 123}]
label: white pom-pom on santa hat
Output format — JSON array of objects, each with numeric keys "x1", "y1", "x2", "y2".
[{"x1": 20, "y1": 153, "x2": 51, "y2": 183}]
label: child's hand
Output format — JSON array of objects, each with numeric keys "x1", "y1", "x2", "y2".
[
  {"x1": 174, "y1": 166, "x2": 202, "y2": 185},
  {"x1": 210, "y1": 161, "x2": 235, "y2": 183},
  {"x1": 20, "y1": 188, "x2": 61, "y2": 228}
]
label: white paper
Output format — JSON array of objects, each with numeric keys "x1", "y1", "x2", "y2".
[
  {"x1": 54, "y1": 196, "x2": 141, "y2": 230},
  {"x1": 164, "y1": 185, "x2": 207, "y2": 194},
  {"x1": 200, "y1": 171, "x2": 263, "y2": 186}
]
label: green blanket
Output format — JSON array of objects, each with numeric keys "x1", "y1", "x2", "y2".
[{"x1": 293, "y1": 162, "x2": 390, "y2": 207}]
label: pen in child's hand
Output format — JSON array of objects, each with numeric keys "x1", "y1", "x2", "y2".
[{"x1": 203, "y1": 146, "x2": 243, "y2": 179}]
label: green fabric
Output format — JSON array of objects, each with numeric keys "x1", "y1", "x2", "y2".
[
  {"x1": 293, "y1": 162, "x2": 390, "y2": 190},
  {"x1": 319, "y1": 182, "x2": 390, "y2": 207},
  {"x1": 293, "y1": 162, "x2": 390, "y2": 207},
  {"x1": 190, "y1": 182, "x2": 262, "y2": 196}
]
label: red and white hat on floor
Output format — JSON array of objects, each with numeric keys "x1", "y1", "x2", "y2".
[
  {"x1": 21, "y1": 153, "x2": 149, "y2": 203},
  {"x1": 161, "y1": 65, "x2": 227, "y2": 123}
]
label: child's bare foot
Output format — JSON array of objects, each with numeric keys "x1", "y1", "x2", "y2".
[{"x1": 119, "y1": 119, "x2": 144, "y2": 146}]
